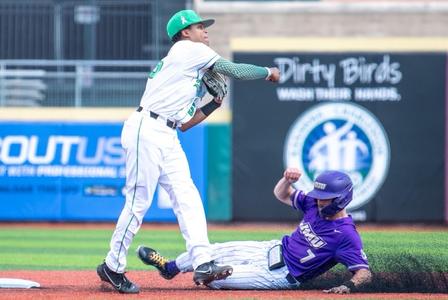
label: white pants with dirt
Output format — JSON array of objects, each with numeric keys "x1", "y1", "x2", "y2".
[
  {"x1": 175, "y1": 240, "x2": 300, "y2": 289},
  {"x1": 105, "y1": 110, "x2": 212, "y2": 273}
]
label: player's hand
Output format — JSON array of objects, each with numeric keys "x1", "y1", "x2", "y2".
[
  {"x1": 266, "y1": 67, "x2": 280, "y2": 82},
  {"x1": 323, "y1": 284, "x2": 351, "y2": 294},
  {"x1": 283, "y1": 168, "x2": 300, "y2": 183}
]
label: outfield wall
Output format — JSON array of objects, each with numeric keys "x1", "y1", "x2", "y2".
[
  {"x1": 1, "y1": 44, "x2": 448, "y2": 223},
  {"x1": 0, "y1": 108, "x2": 231, "y2": 222},
  {"x1": 230, "y1": 38, "x2": 448, "y2": 223}
]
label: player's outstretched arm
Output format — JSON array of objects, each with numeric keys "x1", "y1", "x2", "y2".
[
  {"x1": 273, "y1": 168, "x2": 301, "y2": 206},
  {"x1": 212, "y1": 58, "x2": 280, "y2": 82},
  {"x1": 323, "y1": 268, "x2": 372, "y2": 294}
]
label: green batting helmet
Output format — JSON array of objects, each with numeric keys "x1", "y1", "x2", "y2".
[{"x1": 166, "y1": 10, "x2": 215, "y2": 40}]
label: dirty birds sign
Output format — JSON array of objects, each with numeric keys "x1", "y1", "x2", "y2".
[
  {"x1": 232, "y1": 52, "x2": 445, "y2": 222},
  {"x1": 275, "y1": 55, "x2": 402, "y2": 102}
]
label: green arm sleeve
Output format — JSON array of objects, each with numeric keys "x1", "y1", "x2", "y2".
[{"x1": 213, "y1": 58, "x2": 268, "y2": 80}]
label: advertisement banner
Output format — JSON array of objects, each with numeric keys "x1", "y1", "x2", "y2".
[
  {"x1": 232, "y1": 52, "x2": 446, "y2": 222},
  {"x1": 0, "y1": 122, "x2": 205, "y2": 221}
]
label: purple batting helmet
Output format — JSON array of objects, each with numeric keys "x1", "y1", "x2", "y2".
[{"x1": 307, "y1": 170, "x2": 353, "y2": 217}]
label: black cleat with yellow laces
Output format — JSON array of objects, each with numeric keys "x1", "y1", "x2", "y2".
[{"x1": 137, "y1": 245, "x2": 179, "y2": 280}]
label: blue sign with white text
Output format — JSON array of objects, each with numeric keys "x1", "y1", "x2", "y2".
[{"x1": 0, "y1": 121, "x2": 206, "y2": 221}]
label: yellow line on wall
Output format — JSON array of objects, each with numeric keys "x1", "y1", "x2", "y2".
[{"x1": 231, "y1": 37, "x2": 448, "y2": 52}]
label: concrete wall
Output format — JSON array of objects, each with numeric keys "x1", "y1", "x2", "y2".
[{"x1": 195, "y1": 1, "x2": 448, "y2": 58}]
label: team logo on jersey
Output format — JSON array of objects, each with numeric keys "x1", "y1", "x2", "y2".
[
  {"x1": 149, "y1": 60, "x2": 163, "y2": 79},
  {"x1": 299, "y1": 221, "x2": 326, "y2": 248},
  {"x1": 284, "y1": 102, "x2": 390, "y2": 210}
]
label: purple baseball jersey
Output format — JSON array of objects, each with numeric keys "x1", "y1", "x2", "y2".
[{"x1": 281, "y1": 190, "x2": 369, "y2": 282}]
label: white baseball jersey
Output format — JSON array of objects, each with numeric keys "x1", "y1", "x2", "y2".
[
  {"x1": 140, "y1": 40, "x2": 220, "y2": 123},
  {"x1": 104, "y1": 40, "x2": 220, "y2": 274}
]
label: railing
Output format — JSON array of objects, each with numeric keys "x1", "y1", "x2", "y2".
[{"x1": 0, "y1": 60, "x2": 157, "y2": 107}]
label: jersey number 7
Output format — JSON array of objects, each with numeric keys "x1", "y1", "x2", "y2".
[{"x1": 300, "y1": 249, "x2": 316, "y2": 264}]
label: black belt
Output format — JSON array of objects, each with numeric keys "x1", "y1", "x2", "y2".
[{"x1": 136, "y1": 106, "x2": 177, "y2": 129}]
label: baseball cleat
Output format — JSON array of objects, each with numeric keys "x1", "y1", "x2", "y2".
[
  {"x1": 137, "y1": 245, "x2": 178, "y2": 280},
  {"x1": 193, "y1": 261, "x2": 233, "y2": 286},
  {"x1": 96, "y1": 262, "x2": 140, "y2": 294}
]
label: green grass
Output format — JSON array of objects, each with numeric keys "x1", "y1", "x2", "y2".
[
  {"x1": 0, "y1": 226, "x2": 447, "y2": 273},
  {"x1": 361, "y1": 231, "x2": 448, "y2": 273}
]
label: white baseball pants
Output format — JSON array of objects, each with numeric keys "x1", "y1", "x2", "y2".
[
  {"x1": 175, "y1": 240, "x2": 299, "y2": 289},
  {"x1": 105, "y1": 111, "x2": 212, "y2": 273}
]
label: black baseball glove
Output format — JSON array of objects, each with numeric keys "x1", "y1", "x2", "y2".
[{"x1": 202, "y1": 70, "x2": 228, "y2": 99}]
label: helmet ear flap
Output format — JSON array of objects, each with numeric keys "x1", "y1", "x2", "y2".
[
  {"x1": 320, "y1": 185, "x2": 353, "y2": 217},
  {"x1": 320, "y1": 199, "x2": 338, "y2": 217}
]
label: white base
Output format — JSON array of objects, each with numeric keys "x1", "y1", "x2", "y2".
[{"x1": 0, "y1": 278, "x2": 40, "y2": 289}]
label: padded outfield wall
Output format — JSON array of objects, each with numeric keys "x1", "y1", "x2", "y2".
[
  {"x1": 231, "y1": 38, "x2": 448, "y2": 223},
  {"x1": 0, "y1": 108, "x2": 231, "y2": 222}
]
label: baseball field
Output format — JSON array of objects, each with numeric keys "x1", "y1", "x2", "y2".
[{"x1": 0, "y1": 223, "x2": 447, "y2": 299}]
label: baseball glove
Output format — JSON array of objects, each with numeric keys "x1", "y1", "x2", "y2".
[{"x1": 202, "y1": 69, "x2": 228, "y2": 99}]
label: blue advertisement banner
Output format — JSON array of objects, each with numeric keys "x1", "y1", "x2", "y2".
[{"x1": 0, "y1": 121, "x2": 206, "y2": 221}]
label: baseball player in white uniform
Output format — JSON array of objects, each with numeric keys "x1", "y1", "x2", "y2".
[{"x1": 97, "y1": 9, "x2": 280, "y2": 294}]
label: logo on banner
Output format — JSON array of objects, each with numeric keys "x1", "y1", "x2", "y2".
[
  {"x1": 0, "y1": 134, "x2": 125, "y2": 178},
  {"x1": 284, "y1": 102, "x2": 390, "y2": 210}
]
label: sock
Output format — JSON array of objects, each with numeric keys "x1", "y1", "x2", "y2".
[{"x1": 166, "y1": 260, "x2": 180, "y2": 275}]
